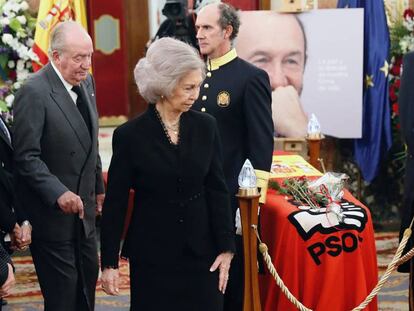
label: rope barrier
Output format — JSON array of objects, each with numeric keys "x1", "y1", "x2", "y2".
[{"x1": 252, "y1": 215, "x2": 414, "y2": 311}]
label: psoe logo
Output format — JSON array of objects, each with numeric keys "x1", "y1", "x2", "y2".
[{"x1": 288, "y1": 200, "x2": 368, "y2": 265}]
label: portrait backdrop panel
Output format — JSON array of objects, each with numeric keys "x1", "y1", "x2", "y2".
[
  {"x1": 237, "y1": 9, "x2": 364, "y2": 138},
  {"x1": 299, "y1": 9, "x2": 363, "y2": 138}
]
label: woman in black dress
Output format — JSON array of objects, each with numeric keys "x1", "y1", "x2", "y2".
[{"x1": 100, "y1": 37, "x2": 235, "y2": 310}]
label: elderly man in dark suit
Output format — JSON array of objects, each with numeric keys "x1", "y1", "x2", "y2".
[
  {"x1": 12, "y1": 21, "x2": 105, "y2": 311},
  {"x1": 194, "y1": 3, "x2": 274, "y2": 310}
]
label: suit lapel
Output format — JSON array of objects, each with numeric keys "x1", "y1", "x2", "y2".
[
  {"x1": 45, "y1": 64, "x2": 92, "y2": 154},
  {"x1": 0, "y1": 115, "x2": 12, "y2": 150}
]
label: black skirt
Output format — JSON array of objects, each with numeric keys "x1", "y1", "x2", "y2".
[{"x1": 129, "y1": 255, "x2": 224, "y2": 311}]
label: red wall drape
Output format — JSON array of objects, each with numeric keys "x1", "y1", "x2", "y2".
[
  {"x1": 224, "y1": 0, "x2": 259, "y2": 10},
  {"x1": 88, "y1": 1, "x2": 129, "y2": 118}
]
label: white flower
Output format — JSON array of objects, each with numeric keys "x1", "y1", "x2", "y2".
[
  {"x1": 16, "y1": 68, "x2": 29, "y2": 82},
  {"x1": 26, "y1": 38, "x2": 34, "y2": 47},
  {"x1": 26, "y1": 49, "x2": 39, "y2": 62},
  {"x1": 16, "y1": 60, "x2": 24, "y2": 71},
  {"x1": 19, "y1": 1, "x2": 29, "y2": 11},
  {"x1": 403, "y1": 18, "x2": 414, "y2": 31},
  {"x1": 399, "y1": 35, "x2": 414, "y2": 53},
  {"x1": 0, "y1": 0, "x2": 37, "y2": 113},
  {"x1": 16, "y1": 15, "x2": 26, "y2": 25},
  {"x1": 4, "y1": 95, "x2": 14, "y2": 108},
  {"x1": 1, "y1": 33, "x2": 13, "y2": 44},
  {"x1": 5, "y1": 11, "x2": 16, "y2": 19},
  {"x1": 3, "y1": 1, "x2": 21, "y2": 14},
  {"x1": 0, "y1": 17, "x2": 10, "y2": 26},
  {"x1": 13, "y1": 81, "x2": 21, "y2": 90}
]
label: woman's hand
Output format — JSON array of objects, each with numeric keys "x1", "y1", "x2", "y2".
[
  {"x1": 209, "y1": 252, "x2": 234, "y2": 294},
  {"x1": 101, "y1": 267, "x2": 120, "y2": 296}
]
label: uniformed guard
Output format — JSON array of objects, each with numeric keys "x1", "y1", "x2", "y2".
[{"x1": 194, "y1": 3, "x2": 274, "y2": 310}]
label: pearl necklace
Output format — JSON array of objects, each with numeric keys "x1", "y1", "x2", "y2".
[
  {"x1": 165, "y1": 122, "x2": 179, "y2": 135},
  {"x1": 154, "y1": 107, "x2": 180, "y2": 145}
]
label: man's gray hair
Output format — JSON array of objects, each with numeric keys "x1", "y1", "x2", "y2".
[
  {"x1": 48, "y1": 20, "x2": 88, "y2": 56},
  {"x1": 134, "y1": 37, "x2": 205, "y2": 103},
  {"x1": 195, "y1": 0, "x2": 221, "y2": 13},
  {"x1": 218, "y1": 3, "x2": 240, "y2": 41}
]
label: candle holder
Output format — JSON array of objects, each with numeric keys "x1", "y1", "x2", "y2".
[
  {"x1": 237, "y1": 159, "x2": 262, "y2": 311},
  {"x1": 306, "y1": 135, "x2": 324, "y2": 170}
]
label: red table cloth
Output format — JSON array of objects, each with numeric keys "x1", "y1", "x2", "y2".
[{"x1": 258, "y1": 184, "x2": 378, "y2": 311}]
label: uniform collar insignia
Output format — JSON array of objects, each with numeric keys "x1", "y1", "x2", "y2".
[{"x1": 207, "y1": 48, "x2": 237, "y2": 71}]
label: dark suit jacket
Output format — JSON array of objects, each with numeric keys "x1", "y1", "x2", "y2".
[
  {"x1": 0, "y1": 116, "x2": 18, "y2": 234},
  {"x1": 0, "y1": 120, "x2": 13, "y2": 281},
  {"x1": 398, "y1": 51, "x2": 414, "y2": 272},
  {"x1": 101, "y1": 105, "x2": 235, "y2": 267},
  {"x1": 0, "y1": 243, "x2": 11, "y2": 286},
  {"x1": 12, "y1": 63, "x2": 105, "y2": 241},
  {"x1": 193, "y1": 51, "x2": 274, "y2": 216}
]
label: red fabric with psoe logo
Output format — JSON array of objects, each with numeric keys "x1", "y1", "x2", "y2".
[{"x1": 259, "y1": 184, "x2": 378, "y2": 311}]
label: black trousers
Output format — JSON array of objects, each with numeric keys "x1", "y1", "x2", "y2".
[
  {"x1": 224, "y1": 235, "x2": 243, "y2": 311},
  {"x1": 129, "y1": 254, "x2": 223, "y2": 311},
  {"x1": 30, "y1": 230, "x2": 98, "y2": 311}
]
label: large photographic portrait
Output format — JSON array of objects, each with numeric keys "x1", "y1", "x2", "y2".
[{"x1": 236, "y1": 9, "x2": 364, "y2": 138}]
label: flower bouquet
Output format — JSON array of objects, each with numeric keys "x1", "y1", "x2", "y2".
[
  {"x1": 269, "y1": 172, "x2": 349, "y2": 223},
  {"x1": 0, "y1": 0, "x2": 38, "y2": 121}
]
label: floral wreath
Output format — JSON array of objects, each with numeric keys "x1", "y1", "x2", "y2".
[
  {"x1": 0, "y1": 0, "x2": 38, "y2": 123},
  {"x1": 388, "y1": 8, "x2": 414, "y2": 168}
]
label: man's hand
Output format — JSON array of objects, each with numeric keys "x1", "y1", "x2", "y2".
[
  {"x1": 11, "y1": 222, "x2": 31, "y2": 250},
  {"x1": 96, "y1": 193, "x2": 105, "y2": 215},
  {"x1": 0, "y1": 263, "x2": 15, "y2": 297},
  {"x1": 57, "y1": 191, "x2": 84, "y2": 219},
  {"x1": 272, "y1": 86, "x2": 308, "y2": 137},
  {"x1": 101, "y1": 268, "x2": 119, "y2": 296}
]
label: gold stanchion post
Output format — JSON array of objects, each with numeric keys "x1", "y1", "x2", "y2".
[
  {"x1": 307, "y1": 137, "x2": 322, "y2": 170},
  {"x1": 237, "y1": 160, "x2": 262, "y2": 311}
]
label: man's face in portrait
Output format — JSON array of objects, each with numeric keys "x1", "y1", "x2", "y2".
[{"x1": 236, "y1": 12, "x2": 306, "y2": 94}]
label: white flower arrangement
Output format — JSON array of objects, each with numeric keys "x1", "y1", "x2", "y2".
[
  {"x1": 0, "y1": 0, "x2": 38, "y2": 121},
  {"x1": 390, "y1": 8, "x2": 414, "y2": 55}
]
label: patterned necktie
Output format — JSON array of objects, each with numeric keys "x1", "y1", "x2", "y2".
[
  {"x1": 0, "y1": 117, "x2": 11, "y2": 143},
  {"x1": 71, "y1": 85, "x2": 91, "y2": 134}
]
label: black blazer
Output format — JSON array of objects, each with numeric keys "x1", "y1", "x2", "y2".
[
  {"x1": 0, "y1": 243, "x2": 11, "y2": 286},
  {"x1": 0, "y1": 116, "x2": 20, "y2": 234},
  {"x1": 101, "y1": 105, "x2": 235, "y2": 267},
  {"x1": 398, "y1": 51, "x2": 414, "y2": 272}
]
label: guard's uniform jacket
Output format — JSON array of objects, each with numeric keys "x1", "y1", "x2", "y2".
[{"x1": 193, "y1": 49, "x2": 274, "y2": 218}]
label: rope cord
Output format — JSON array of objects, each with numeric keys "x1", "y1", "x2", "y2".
[{"x1": 252, "y1": 215, "x2": 414, "y2": 311}]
